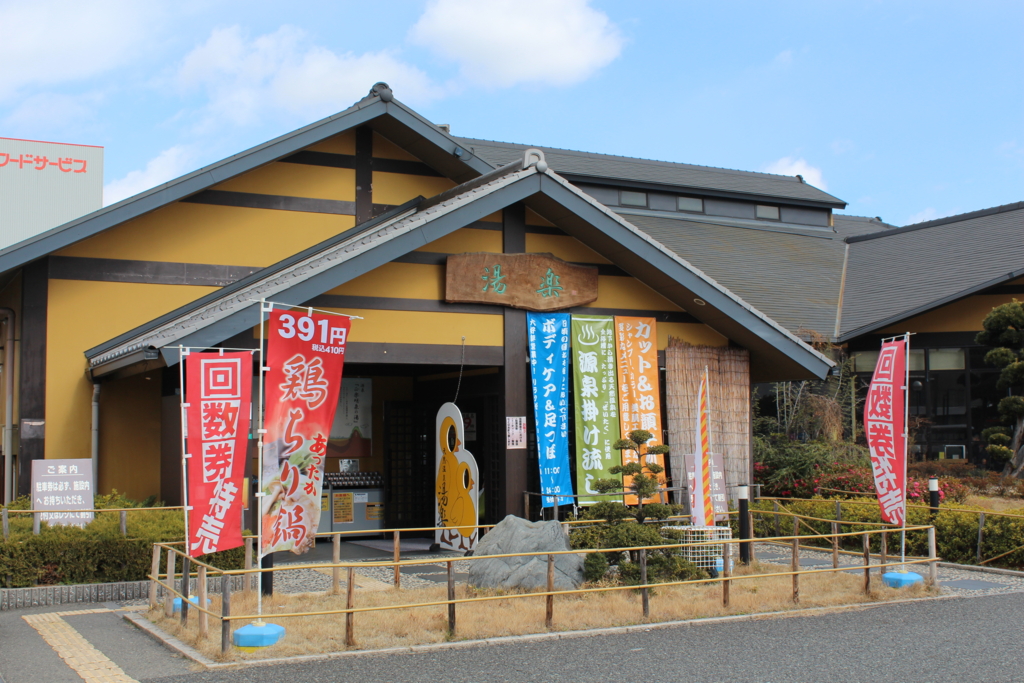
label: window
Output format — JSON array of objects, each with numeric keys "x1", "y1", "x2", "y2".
[
  {"x1": 677, "y1": 196, "x2": 704, "y2": 213},
  {"x1": 620, "y1": 190, "x2": 648, "y2": 207},
  {"x1": 756, "y1": 205, "x2": 780, "y2": 220},
  {"x1": 929, "y1": 348, "x2": 965, "y2": 371}
]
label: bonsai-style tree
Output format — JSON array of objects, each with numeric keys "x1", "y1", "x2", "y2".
[
  {"x1": 977, "y1": 300, "x2": 1024, "y2": 476},
  {"x1": 590, "y1": 429, "x2": 671, "y2": 524}
]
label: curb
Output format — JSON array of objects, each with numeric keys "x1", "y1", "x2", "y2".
[
  {"x1": 123, "y1": 591, "x2": 965, "y2": 671},
  {"x1": 0, "y1": 575, "x2": 250, "y2": 612},
  {"x1": 936, "y1": 562, "x2": 1024, "y2": 577}
]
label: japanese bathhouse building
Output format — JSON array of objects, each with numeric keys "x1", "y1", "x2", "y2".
[{"x1": 0, "y1": 82, "x2": 1017, "y2": 523}]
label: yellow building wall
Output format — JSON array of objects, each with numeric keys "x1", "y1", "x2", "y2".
[
  {"x1": 881, "y1": 281, "x2": 1024, "y2": 334},
  {"x1": 97, "y1": 373, "x2": 161, "y2": 500},
  {"x1": 55, "y1": 204, "x2": 356, "y2": 268},
  {"x1": 308, "y1": 130, "x2": 356, "y2": 155},
  {"x1": 0, "y1": 273, "x2": 22, "y2": 441},
  {"x1": 45, "y1": 280, "x2": 217, "y2": 497}
]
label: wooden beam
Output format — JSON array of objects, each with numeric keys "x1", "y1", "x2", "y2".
[
  {"x1": 355, "y1": 126, "x2": 373, "y2": 224},
  {"x1": 18, "y1": 259, "x2": 47, "y2": 495},
  {"x1": 501, "y1": 203, "x2": 529, "y2": 519}
]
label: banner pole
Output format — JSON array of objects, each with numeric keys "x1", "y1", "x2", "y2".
[
  {"x1": 901, "y1": 332, "x2": 910, "y2": 570},
  {"x1": 255, "y1": 300, "x2": 268, "y2": 623},
  {"x1": 179, "y1": 345, "x2": 191, "y2": 564}
]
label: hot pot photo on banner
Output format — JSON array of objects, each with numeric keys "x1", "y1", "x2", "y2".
[
  {"x1": 184, "y1": 351, "x2": 253, "y2": 557},
  {"x1": 262, "y1": 308, "x2": 350, "y2": 555},
  {"x1": 435, "y1": 402, "x2": 480, "y2": 551}
]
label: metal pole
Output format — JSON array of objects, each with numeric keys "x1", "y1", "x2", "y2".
[
  {"x1": 1, "y1": 311, "x2": 15, "y2": 506},
  {"x1": 256, "y1": 299, "x2": 269, "y2": 621},
  {"x1": 243, "y1": 538, "x2": 253, "y2": 594},
  {"x1": 927, "y1": 527, "x2": 938, "y2": 586},
  {"x1": 178, "y1": 346, "x2": 191, "y2": 569},
  {"x1": 901, "y1": 333, "x2": 910, "y2": 569},
  {"x1": 164, "y1": 549, "x2": 176, "y2": 618},
  {"x1": 737, "y1": 485, "x2": 750, "y2": 564},
  {"x1": 261, "y1": 552, "x2": 274, "y2": 596},
  {"x1": 149, "y1": 544, "x2": 161, "y2": 609}
]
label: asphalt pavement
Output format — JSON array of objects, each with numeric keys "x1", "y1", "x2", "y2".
[{"x1": 3, "y1": 590, "x2": 1021, "y2": 683}]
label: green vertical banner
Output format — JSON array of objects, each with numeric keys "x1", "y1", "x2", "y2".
[{"x1": 571, "y1": 315, "x2": 622, "y2": 504}]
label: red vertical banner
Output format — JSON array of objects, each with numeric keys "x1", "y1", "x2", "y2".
[
  {"x1": 185, "y1": 351, "x2": 253, "y2": 558},
  {"x1": 865, "y1": 339, "x2": 907, "y2": 525},
  {"x1": 262, "y1": 309, "x2": 350, "y2": 555}
]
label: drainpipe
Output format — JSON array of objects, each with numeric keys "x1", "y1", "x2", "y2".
[
  {"x1": 0, "y1": 309, "x2": 14, "y2": 505},
  {"x1": 91, "y1": 383, "x2": 100, "y2": 487}
]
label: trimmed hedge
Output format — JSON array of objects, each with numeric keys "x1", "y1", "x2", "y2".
[
  {"x1": 749, "y1": 498, "x2": 1024, "y2": 570},
  {"x1": 1, "y1": 502, "x2": 244, "y2": 588}
]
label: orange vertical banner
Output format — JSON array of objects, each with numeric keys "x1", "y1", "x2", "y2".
[{"x1": 614, "y1": 317, "x2": 665, "y2": 505}]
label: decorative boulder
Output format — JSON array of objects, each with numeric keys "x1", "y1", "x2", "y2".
[{"x1": 468, "y1": 515, "x2": 584, "y2": 590}]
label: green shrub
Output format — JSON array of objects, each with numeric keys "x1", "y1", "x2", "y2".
[
  {"x1": 1, "y1": 495, "x2": 245, "y2": 587},
  {"x1": 749, "y1": 498, "x2": 1024, "y2": 569},
  {"x1": 583, "y1": 552, "x2": 608, "y2": 582}
]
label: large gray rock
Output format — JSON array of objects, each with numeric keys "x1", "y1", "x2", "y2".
[{"x1": 468, "y1": 515, "x2": 584, "y2": 590}]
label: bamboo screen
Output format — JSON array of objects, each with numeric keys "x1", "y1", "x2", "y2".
[{"x1": 665, "y1": 340, "x2": 751, "y2": 506}]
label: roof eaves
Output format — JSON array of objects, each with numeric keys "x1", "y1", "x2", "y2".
[
  {"x1": 837, "y1": 265, "x2": 1024, "y2": 342},
  {"x1": 0, "y1": 92, "x2": 494, "y2": 275},
  {"x1": 847, "y1": 201, "x2": 1024, "y2": 244},
  {"x1": 539, "y1": 171, "x2": 835, "y2": 371},
  {"x1": 87, "y1": 164, "x2": 537, "y2": 370}
]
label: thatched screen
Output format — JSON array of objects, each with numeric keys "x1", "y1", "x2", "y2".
[{"x1": 665, "y1": 340, "x2": 751, "y2": 505}]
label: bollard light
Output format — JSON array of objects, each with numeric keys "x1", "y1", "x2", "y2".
[
  {"x1": 928, "y1": 477, "x2": 939, "y2": 492},
  {"x1": 736, "y1": 485, "x2": 750, "y2": 500},
  {"x1": 737, "y1": 484, "x2": 751, "y2": 565}
]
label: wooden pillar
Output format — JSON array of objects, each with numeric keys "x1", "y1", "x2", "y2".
[
  {"x1": 355, "y1": 126, "x2": 374, "y2": 224},
  {"x1": 18, "y1": 259, "x2": 47, "y2": 496},
  {"x1": 501, "y1": 203, "x2": 529, "y2": 519}
]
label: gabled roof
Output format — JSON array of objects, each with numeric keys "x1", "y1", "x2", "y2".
[
  {"x1": 0, "y1": 84, "x2": 493, "y2": 276},
  {"x1": 832, "y1": 214, "x2": 897, "y2": 239},
  {"x1": 838, "y1": 201, "x2": 1024, "y2": 341},
  {"x1": 457, "y1": 137, "x2": 847, "y2": 209},
  {"x1": 622, "y1": 212, "x2": 848, "y2": 339},
  {"x1": 86, "y1": 153, "x2": 834, "y2": 383}
]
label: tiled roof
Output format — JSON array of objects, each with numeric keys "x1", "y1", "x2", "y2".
[
  {"x1": 839, "y1": 202, "x2": 1024, "y2": 339},
  {"x1": 621, "y1": 212, "x2": 847, "y2": 339},
  {"x1": 457, "y1": 137, "x2": 846, "y2": 207}
]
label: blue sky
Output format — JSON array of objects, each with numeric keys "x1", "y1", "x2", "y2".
[{"x1": 2, "y1": 0, "x2": 1020, "y2": 225}]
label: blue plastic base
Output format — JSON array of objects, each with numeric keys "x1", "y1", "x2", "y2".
[
  {"x1": 233, "y1": 622, "x2": 286, "y2": 649},
  {"x1": 882, "y1": 571, "x2": 924, "y2": 588},
  {"x1": 172, "y1": 596, "x2": 212, "y2": 612}
]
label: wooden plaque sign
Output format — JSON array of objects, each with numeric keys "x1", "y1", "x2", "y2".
[{"x1": 446, "y1": 253, "x2": 598, "y2": 311}]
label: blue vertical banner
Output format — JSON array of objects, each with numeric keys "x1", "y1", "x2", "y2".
[{"x1": 528, "y1": 311, "x2": 575, "y2": 508}]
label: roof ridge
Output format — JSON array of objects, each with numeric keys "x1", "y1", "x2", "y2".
[
  {"x1": 456, "y1": 136, "x2": 811, "y2": 183},
  {"x1": 847, "y1": 201, "x2": 1024, "y2": 243}
]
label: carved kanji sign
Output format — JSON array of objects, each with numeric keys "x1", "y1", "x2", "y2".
[{"x1": 446, "y1": 253, "x2": 598, "y2": 311}]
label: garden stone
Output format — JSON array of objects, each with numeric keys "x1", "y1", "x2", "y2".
[{"x1": 468, "y1": 515, "x2": 584, "y2": 590}]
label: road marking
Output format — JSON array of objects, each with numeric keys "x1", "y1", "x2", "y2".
[{"x1": 22, "y1": 610, "x2": 137, "y2": 683}]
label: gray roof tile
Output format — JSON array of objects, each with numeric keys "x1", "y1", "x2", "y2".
[
  {"x1": 458, "y1": 137, "x2": 846, "y2": 207},
  {"x1": 839, "y1": 202, "x2": 1024, "y2": 339},
  {"x1": 621, "y1": 212, "x2": 848, "y2": 338}
]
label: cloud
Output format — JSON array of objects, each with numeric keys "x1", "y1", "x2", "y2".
[
  {"x1": 2, "y1": 92, "x2": 104, "y2": 132},
  {"x1": 0, "y1": 0, "x2": 159, "y2": 101},
  {"x1": 763, "y1": 157, "x2": 828, "y2": 190},
  {"x1": 831, "y1": 139, "x2": 855, "y2": 155},
  {"x1": 103, "y1": 146, "x2": 196, "y2": 206},
  {"x1": 905, "y1": 207, "x2": 956, "y2": 225},
  {"x1": 409, "y1": 0, "x2": 623, "y2": 88},
  {"x1": 176, "y1": 26, "x2": 440, "y2": 130}
]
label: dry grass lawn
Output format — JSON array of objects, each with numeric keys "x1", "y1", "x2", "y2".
[
  {"x1": 149, "y1": 563, "x2": 936, "y2": 662},
  {"x1": 964, "y1": 495, "x2": 1024, "y2": 513}
]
